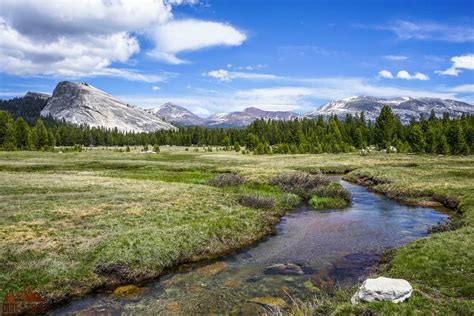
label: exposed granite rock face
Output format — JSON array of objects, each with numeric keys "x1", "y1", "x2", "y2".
[
  {"x1": 41, "y1": 81, "x2": 177, "y2": 132},
  {"x1": 351, "y1": 276, "x2": 413, "y2": 304}
]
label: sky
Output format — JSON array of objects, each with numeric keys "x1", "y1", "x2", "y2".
[{"x1": 0, "y1": 0, "x2": 473, "y2": 116}]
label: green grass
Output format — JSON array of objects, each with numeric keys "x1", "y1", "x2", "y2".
[
  {"x1": 0, "y1": 148, "x2": 473, "y2": 314},
  {"x1": 309, "y1": 196, "x2": 348, "y2": 210}
]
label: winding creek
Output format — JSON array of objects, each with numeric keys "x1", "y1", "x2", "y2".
[{"x1": 52, "y1": 178, "x2": 449, "y2": 315}]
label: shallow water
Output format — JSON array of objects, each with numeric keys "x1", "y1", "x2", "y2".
[{"x1": 53, "y1": 179, "x2": 448, "y2": 315}]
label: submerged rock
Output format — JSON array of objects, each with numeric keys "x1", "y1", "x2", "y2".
[
  {"x1": 264, "y1": 263, "x2": 304, "y2": 275},
  {"x1": 166, "y1": 302, "x2": 180, "y2": 312},
  {"x1": 112, "y1": 285, "x2": 144, "y2": 297},
  {"x1": 196, "y1": 262, "x2": 228, "y2": 276},
  {"x1": 351, "y1": 277, "x2": 413, "y2": 305}
]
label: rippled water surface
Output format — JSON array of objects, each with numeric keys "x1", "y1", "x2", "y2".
[{"x1": 53, "y1": 179, "x2": 448, "y2": 315}]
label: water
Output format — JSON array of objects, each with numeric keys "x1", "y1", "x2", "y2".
[{"x1": 52, "y1": 179, "x2": 449, "y2": 315}]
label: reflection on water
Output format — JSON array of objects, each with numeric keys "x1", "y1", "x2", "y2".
[{"x1": 52, "y1": 179, "x2": 448, "y2": 315}]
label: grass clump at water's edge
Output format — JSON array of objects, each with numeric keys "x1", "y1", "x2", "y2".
[
  {"x1": 309, "y1": 182, "x2": 352, "y2": 210},
  {"x1": 269, "y1": 171, "x2": 330, "y2": 199},
  {"x1": 309, "y1": 196, "x2": 348, "y2": 210}
]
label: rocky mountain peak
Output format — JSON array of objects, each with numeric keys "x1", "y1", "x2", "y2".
[{"x1": 41, "y1": 81, "x2": 177, "y2": 132}]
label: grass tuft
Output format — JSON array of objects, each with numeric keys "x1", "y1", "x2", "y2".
[
  {"x1": 237, "y1": 194, "x2": 276, "y2": 209},
  {"x1": 208, "y1": 173, "x2": 245, "y2": 187},
  {"x1": 269, "y1": 171, "x2": 330, "y2": 199}
]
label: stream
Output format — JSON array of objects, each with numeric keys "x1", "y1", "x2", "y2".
[{"x1": 52, "y1": 178, "x2": 449, "y2": 315}]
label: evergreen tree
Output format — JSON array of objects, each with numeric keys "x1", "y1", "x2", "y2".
[
  {"x1": 373, "y1": 106, "x2": 398, "y2": 148},
  {"x1": 33, "y1": 119, "x2": 49, "y2": 150},
  {"x1": 15, "y1": 117, "x2": 33, "y2": 150},
  {"x1": 407, "y1": 124, "x2": 426, "y2": 153},
  {"x1": 0, "y1": 111, "x2": 17, "y2": 150}
]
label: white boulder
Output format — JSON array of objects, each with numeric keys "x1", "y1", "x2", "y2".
[{"x1": 351, "y1": 277, "x2": 413, "y2": 305}]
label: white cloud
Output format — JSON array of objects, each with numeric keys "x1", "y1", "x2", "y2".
[
  {"x1": 0, "y1": 0, "x2": 174, "y2": 79},
  {"x1": 0, "y1": 0, "x2": 246, "y2": 77},
  {"x1": 149, "y1": 19, "x2": 246, "y2": 64},
  {"x1": 165, "y1": 0, "x2": 198, "y2": 5},
  {"x1": 205, "y1": 69, "x2": 278, "y2": 82},
  {"x1": 447, "y1": 84, "x2": 474, "y2": 93},
  {"x1": 384, "y1": 55, "x2": 408, "y2": 61},
  {"x1": 378, "y1": 70, "x2": 394, "y2": 79},
  {"x1": 231, "y1": 64, "x2": 267, "y2": 70},
  {"x1": 435, "y1": 54, "x2": 474, "y2": 76},
  {"x1": 396, "y1": 70, "x2": 429, "y2": 80},
  {"x1": 152, "y1": 86, "x2": 161, "y2": 91},
  {"x1": 383, "y1": 20, "x2": 474, "y2": 42},
  {"x1": 0, "y1": 0, "x2": 172, "y2": 38}
]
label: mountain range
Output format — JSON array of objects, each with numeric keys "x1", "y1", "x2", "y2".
[
  {"x1": 15, "y1": 81, "x2": 473, "y2": 131},
  {"x1": 306, "y1": 95, "x2": 473, "y2": 123}
]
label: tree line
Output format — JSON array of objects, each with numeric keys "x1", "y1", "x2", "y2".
[{"x1": 0, "y1": 106, "x2": 472, "y2": 155}]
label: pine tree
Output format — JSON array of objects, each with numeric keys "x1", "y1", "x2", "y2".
[
  {"x1": 447, "y1": 120, "x2": 467, "y2": 154},
  {"x1": 408, "y1": 124, "x2": 426, "y2": 153},
  {"x1": 33, "y1": 119, "x2": 49, "y2": 150},
  {"x1": 0, "y1": 111, "x2": 17, "y2": 150},
  {"x1": 354, "y1": 127, "x2": 365, "y2": 149},
  {"x1": 15, "y1": 117, "x2": 33, "y2": 150},
  {"x1": 234, "y1": 142, "x2": 241, "y2": 152},
  {"x1": 373, "y1": 106, "x2": 398, "y2": 149}
]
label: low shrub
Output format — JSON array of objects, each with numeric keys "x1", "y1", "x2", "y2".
[
  {"x1": 237, "y1": 194, "x2": 276, "y2": 209},
  {"x1": 311, "y1": 182, "x2": 352, "y2": 202},
  {"x1": 207, "y1": 173, "x2": 245, "y2": 187},
  {"x1": 269, "y1": 171, "x2": 330, "y2": 199}
]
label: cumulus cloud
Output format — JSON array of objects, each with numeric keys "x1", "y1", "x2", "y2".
[
  {"x1": 383, "y1": 20, "x2": 474, "y2": 42},
  {"x1": 378, "y1": 70, "x2": 394, "y2": 79},
  {"x1": 0, "y1": 0, "x2": 246, "y2": 78},
  {"x1": 378, "y1": 69, "x2": 428, "y2": 80},
  {"x1": 0, "y1": 0, "x2": 172, "y2": 79},
  {"x1": 205, "y1": 69, "x2": 278, "y2": 82},
  {"x1": 149, "y1": 19, "x2": 246, "y2": 64},
  {"x1": 152, "y1": 86, "x2": 161, "y2": 91},
  {"x1": 396, "y1": 70, "x2": 429, "y2": 80},
  {"x1": 435, "y1": 54, "x2": 474, "y2": 76}
]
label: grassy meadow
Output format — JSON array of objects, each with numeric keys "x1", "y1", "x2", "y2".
[{"x1": 0, "y1": 147, "x2": 473, "y2": 314}]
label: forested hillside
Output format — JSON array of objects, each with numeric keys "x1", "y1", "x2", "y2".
[{"x1": 0, "y1": 106, "x2": 472, "y2": 155}]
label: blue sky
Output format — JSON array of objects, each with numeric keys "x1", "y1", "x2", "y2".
[{"x1": 0, "y1": 0, "x2": 473, "y2": 116}]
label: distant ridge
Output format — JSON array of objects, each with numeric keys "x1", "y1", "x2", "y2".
[
  {"x1": 305, "y1": 96, "x2": 473, "y2": 123},
  {"x1": 24, "y1": 92, "x2": 50, "y2": 100},
  {"x1": 149, "y1": 102, "x2": 206, "y2": 126},
  {"x1": 205, "y1": 107, "x2": 300, "y2": 128}
]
